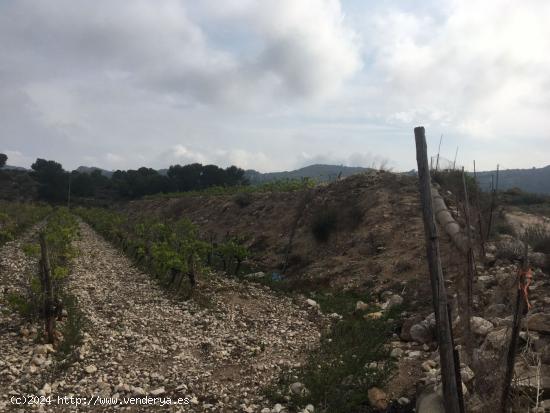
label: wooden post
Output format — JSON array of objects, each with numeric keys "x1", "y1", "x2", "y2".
[
  {"x1": 487, "y1": 164, "x2": 500, "y2": 239},
  {"x1": 414, "y1": 127, "x2": 462, "y2": 413},
  {"x1": 500, "y1": 241, "x2": 529, "y2": 412},
  {"x1": 461, "y1": 167, "x2": 475, "y2": 363},
  {"x1": 39, "y1": 232, "x2": 55, "y2": 344},
  {"x1": 473, "y1": 160, "x2": 486, "y2": 257},
  {"x1": 436, "y1": 134, "x2": 443, "y2": 172}
]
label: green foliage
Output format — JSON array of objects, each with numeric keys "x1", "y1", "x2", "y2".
[
  {"x1": 56, "y1": 293, "x2": 86, "y2": 367},
  {"x1": 6, "y1": 292, "x2": 37, "y2": 318},
  {"x1": 233, "y1": 191, "x2": 253, "y2": 208},
  {"x1": 432, "y1": 169, "x2": 479, "y2": 201},
  {"x1": 31, "y1": 158, "x2": 69, "y2": 203},
  {"x1": 522, "y1": 225, "x2": 550, "y2": 254},
  {"x1": 502, "y1": 188, "x2": 550, "y2": 205},
  {"x1": 0, "y1": 153, "x2": 7, "y2": 168},
  {"x1": 311, "y1": 209, "x2": 338, "y2": 242},
  {"x1": 22, "y1": 242, "x2": 41, "y2": 257},
  {"x1": 0, "y1": 201, "x2": 52, "y2": 248},
  {"x1": 43, "y1": 208, "x2": 79, "y2": 278},
  {"x1": 146, "y1": 177, "x2": 316, "y2": 199},
  {"x1": 216, "y1": 238, "x2": 250, "y2": 275},
  {"x1": 267, "y1": 295, "x2": 396, "y2": 413},
  {"x1": 76, "y1": 207, "x2": 251, "y2": 297}
]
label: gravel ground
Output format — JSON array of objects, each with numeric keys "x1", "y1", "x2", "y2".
[{"x1": 1, "y1": 221, "x2": 326, "y2": 412}]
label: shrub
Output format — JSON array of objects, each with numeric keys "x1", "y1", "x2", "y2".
[
  {"x1": 523, "y1": 225, "x2": 550, "y2": 254},
  {"x1": 233, "y1": 192, "x2": 252, "y2": 208},
  {"x1": 267, "y1": 310, "x2": 396, "y2": 413},
  {"x1": 311, "y1": 209, "x2": 338, "y2": 242}
]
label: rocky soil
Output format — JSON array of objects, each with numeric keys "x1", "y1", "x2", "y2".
[{"x1": 0, "y1": 222, "x2": 327, "y2": 412}]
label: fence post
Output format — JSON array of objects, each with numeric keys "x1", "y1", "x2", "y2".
[
  {"x1": 500, "y1": 241, "x2": 529, "y2": 412},
  {"x1": 414, "y1": 126, "x2": 462, "y2": 413},
  {"x1": 461, "y1": 167, "x2": 475, "y2": 363},
  {"x1": 39, "y1": 232, "x2": 55, "y2": 344}
]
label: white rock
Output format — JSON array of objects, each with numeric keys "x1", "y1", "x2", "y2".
[
  {"x1": 132, "y1": 386, "x2": 146, "y2": 396},
  {"x1": 84, "y1": 365, "x2": 97, "y2": 374},
  {"x1": 306, "y1": 299, "x2": 319, "y2": 309},
  {"x1": 150, "y1": 387, "x2": 165, "y2": 396},
  {"x1": 471, "y1": 316, "x2": 494, "y2": 336}
]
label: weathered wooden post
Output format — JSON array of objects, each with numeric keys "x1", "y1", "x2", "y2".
[
  {"x1": 500, "y1": 241, "x2": 530, "y2": 412},
  {"x1": 414, "y1": 126, "x2": 462, "y2": 413},
  {"x1": 473, "y1": 160, "x2": 486, "y2": 257},
  {"x1": 39, "y1": 232, "x2": 55, "y2": 344},
  {"x1": 462, "y1": 167, "x2": 475, "y2": 363}
]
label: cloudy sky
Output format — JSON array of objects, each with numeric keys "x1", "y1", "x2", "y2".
[{"x1": 1, "y1": 0, "x2": 549, "y2": 172}]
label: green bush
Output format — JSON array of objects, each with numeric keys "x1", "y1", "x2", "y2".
[
  {"x1": 523, "y1": 225, "x2": 550, "y2": 254},
  {"x1": 233, "y1": 192, "x2": 253, "y2": 208}
]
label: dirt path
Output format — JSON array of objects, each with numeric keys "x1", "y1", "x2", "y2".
[{"x1": 1, "y1": 221, "x2": 325, "y2": 412}]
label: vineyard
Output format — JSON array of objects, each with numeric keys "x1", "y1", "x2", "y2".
[
  {"x1": 75, "y1": 207, "x2": 250, "y2": 297},
  {"x1": 0, "y1": 201, "x2": 51, "y2": 247},
  {"x1": 2, "y1": 165, "x2": 550, "y2": 412}
]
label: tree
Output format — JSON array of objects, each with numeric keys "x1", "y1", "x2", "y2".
[
  {"x1": 0, "y1": 153, "x2": 7, "y2": 168},
  {"x1": 31, "y1": 159, "x2": 68, "y2": 202}
]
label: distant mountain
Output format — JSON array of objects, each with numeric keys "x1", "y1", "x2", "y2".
[
  {"x1": 244, "y1": 164, "x2": 372, "y2": 184},
  {"x1": 475, "y1": 165, "x2": 550, "y2": 194},
  {"x1": 1, "y1": 165, "x2": 29, "y2": 171},
  {"x1": 76, "y1": 166, "x2": 113, "y2": 178}
]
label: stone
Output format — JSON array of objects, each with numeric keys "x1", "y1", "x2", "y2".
[
  {"x1": 84, "y1": 365, "x2": 97, "y2": 374},
  {"x1": 131, "y1": 386, "x2": 146, "y2": 396},
  {"x1": 410, "y1": 323, "x2": 432, "y2": 344},
  {"x1": 398, "y1": 397, "x2": 410, "y2": 405},
  {"x1": 149, "y1": 387, "x2": 165, "y2": 396},
  {"x1": 367, "y1": 387, "x2": 388, "y2": 410},
  {"x1": 32, "y1": 355, "x2": 46, "y2": 366},
  {"x1": 471, "y1": 316, "x2": 494, "y2": 336},
  {"x1": 364, "y1": 312, "x2": 383, "y2": 320},
  {"x1": 290, "y1": 382, "x2": 305, "y2": 395},
  {"x1": 304, "y1": 404, "x2": 314, "y2": 412},
  {"x1": 356, "y1": 301, "x2": 369, "y2": 311},
  {"x1": 400, "y1": 315, "x2": 423, "y2": 342},
  {"x1": 416, "y1": 387, "x2": 444, "y2": 413},
  {"x1": 383, "y1": 294, "x2": 403, "y2": 310},
  {"x1": 526, "y1": 313, "x2": 550, "y2": 334},
  {"x1": 485, "y1": 328, "x2": 510, "y2": 349},
  {"x1": 273, "y1": 404, "x2": 284, "y2": 413},
  {"x1": 306, "y1": 299, "x2": 319, "y2": 309},
  {"x1": 390, "y1": 348, "x2": 403, "y2": 358},
  {"x1": 422, "y1": 360, "x2": 436, "y2": 372},
  {"x1": 485, "y1": 303, "x2": 507, "y2": 317},
  {"x1": 461, "y1": 366, "x2": 475, "y2": 383}
]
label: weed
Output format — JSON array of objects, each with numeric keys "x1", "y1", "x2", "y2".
[
  {"x1": 233, "y1": 192, "x2": 253, "y2": 208},
  {"x1": 56, "y1": 293, "x2": 86, "y2": 367}
]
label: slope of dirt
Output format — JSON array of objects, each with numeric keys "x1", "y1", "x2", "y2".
[
  {"x1": 128, "y1": 172, "x2": 437, "y2": 300},
  {"x1": 0, "y1": 222, "x2": 326, "y2": 412}
]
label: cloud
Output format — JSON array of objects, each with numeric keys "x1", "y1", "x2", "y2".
[{"x1": 363, "y1": 0, "x2": 550, "y2": 140}]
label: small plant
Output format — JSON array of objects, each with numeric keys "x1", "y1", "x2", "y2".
[
  {"x1": 522, "y1": 225, "x2": 550, "y2": 254},
  {"x1": 233, "y1": 192, "x2": 252, "y2": 208},
  {"x1": 56, "y1": 293, "x2": 86, "y2": 367},
  {"x1": 311, "y1": 209, "x2": 338, "y2": 242}
]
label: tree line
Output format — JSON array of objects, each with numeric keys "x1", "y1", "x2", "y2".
[{"x1": 0, "y1": 153, "x2": 247, "y2": 202}]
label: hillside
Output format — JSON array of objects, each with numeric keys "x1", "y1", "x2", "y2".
[
  {"x1": 127, "y1": 171, "x2": 447, "y2": 305},
  {"x1": 244, "y1": 164, "x2": 372, "y2": 184},
  {"x1": 475, "y1": 165, "x2": 550, "y2": 194}
]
